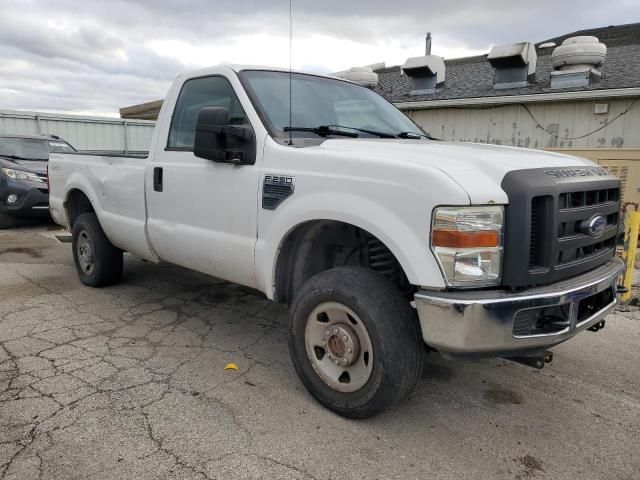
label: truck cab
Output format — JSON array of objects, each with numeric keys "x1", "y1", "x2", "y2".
[{"x1": 48, "y1": 65, "x2": 624, "y2": 418}]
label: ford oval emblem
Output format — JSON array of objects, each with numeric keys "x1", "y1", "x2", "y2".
[{"x1": 587, "y1": 214, "x2": 607, "y2": 237}]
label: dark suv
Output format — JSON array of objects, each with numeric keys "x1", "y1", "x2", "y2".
[{"x1": 0, "y1": 134, "x2": 76, "y2": 228}]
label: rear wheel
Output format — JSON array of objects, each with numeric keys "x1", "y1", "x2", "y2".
[
  {"x1": 72, "y1": 213, "x2": 123, "y2": 287},
  {"x1": 288, "y1": 266, "x2": 424, "y2": 418}
]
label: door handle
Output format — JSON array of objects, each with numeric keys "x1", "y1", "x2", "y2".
[{"x1": 153, "y1": 167, "x2": 163, "y2": 192}]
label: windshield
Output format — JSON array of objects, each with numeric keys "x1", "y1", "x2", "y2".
[
  {"x1": 0, "y1": 137, "x2": 75, "y2": 160},
  {"x1": 240, "y1": 70, "x2": 424, "y2": 139}
]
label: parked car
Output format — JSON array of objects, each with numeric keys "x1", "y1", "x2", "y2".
[
  {"x1": 48, "y1": 66, "x2": 623, "y2": 418},
  {"x1": 0, "y1": 134, "x2": 75, "y2": 228}
]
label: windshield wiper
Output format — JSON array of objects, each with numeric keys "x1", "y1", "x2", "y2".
[
  {"x1": 321, "y1": 124, "x2": 433, "y2": 140},
  {"x1": 283, "y1": 125, "x2": 435, "y2": 140},
  {"x1": 324, "y1": 124, "x2": 433, "y2": 139},
  {"x1": 284, "y1": 126, "x2": 359, "y2": 138},
  {"x1": 322, "y1": 124, "x2": 397, "y2": 139},
  {"x1": 397, "y1": 131, "x2": 439, "y2": 140},
  {"x1": 396, "y1": 131, "x2": 423, "y2": 139}
]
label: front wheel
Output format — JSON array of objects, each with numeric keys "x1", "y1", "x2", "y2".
[
  {"x1": 72, "y1": 213, "x2": 123, "y2": 287},
  {"x1": 288, "y1": 266, "x2": 424, "y2": 418}
]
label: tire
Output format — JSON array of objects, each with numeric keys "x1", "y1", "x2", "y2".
[
  {"x1": 0, "y1": 212, "x2": 15, "y2": 229},
  {"x1": 288, "y1": 266, "x2": 424, "y2": 418},
  {"x1": 72, "y1": 213, "x2": 123, "y2": 287}
]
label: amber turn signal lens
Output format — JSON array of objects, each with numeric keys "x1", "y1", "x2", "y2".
[{"x1": 432, "y1": 230, "x2": 499, "y2": 248}]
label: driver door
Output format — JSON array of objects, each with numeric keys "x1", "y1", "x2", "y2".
[{"x1": 145, "y1": 75, "x2": 260, "y2": 287}]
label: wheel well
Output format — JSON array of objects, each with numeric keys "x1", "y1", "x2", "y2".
[
  {"x1": 66, "y1": 189, "x2": 95, "y2": 228},
  {"x1": 274, "y1": 220, "x2": 414, "y2": 304}
]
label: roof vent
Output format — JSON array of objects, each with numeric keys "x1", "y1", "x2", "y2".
[
  {"x1": 401, "y1": 55, "x2": 445, "y2": 95},
  {"x1": 550, "y1": 36, "x2": 606, "y2": 89},
  {"x1": 487, "y1": 42, "x2": 537, "y2": 89},
  {"x1": 332, "y1": 66, "x2": 379, "y2": 88}
]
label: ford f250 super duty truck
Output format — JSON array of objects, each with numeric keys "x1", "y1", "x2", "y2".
[{"x1": 49, "y1": 65, "x2": 624, "y2": 418}]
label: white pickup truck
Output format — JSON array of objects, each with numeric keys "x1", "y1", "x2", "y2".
[{"x1": 49, "y1": 65, "x2": 624, "y2": 418}]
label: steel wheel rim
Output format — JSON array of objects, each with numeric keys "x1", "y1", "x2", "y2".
[
  {"x1": 304, "y1": 301, "x2": 374, "y2": 393},
  {"x1": 76, "y1": 230, "x2": 95, "y2": 275}
]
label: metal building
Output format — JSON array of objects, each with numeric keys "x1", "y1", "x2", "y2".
[{"x1": 0, "y1": 109, "x2": 155, "y2": 153}]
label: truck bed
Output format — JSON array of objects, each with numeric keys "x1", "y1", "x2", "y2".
[{"x1": 48, "y1": 152, "x2": 156, "y2": 260}]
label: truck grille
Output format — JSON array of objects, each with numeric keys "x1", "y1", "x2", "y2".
[
  {"x1": 531, "y1": 188, "x2": 619, "y2": 269},
  {"x1": 502, "y1": 167, "x2": 620, "y2": 288}
]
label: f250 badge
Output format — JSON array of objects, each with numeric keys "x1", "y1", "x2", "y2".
[{"x1": 264, "y1": 175, "x2": 294, "y2": 185}]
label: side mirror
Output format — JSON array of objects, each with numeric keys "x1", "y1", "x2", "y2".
[{"x1": 193, "y1": 107, "x2": 256, "y2": 165}]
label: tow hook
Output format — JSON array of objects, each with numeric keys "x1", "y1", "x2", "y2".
[
  {"x1": 587, "y1": 320, "x2": 606, "y2": 332},
  {"x1": 616, "y1": 285, "x2": 629, "y2": 295},
  {"x1": 506, "y1": 351, "x2": 553, "y2": 370}
]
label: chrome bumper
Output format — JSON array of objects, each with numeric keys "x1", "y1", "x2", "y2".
[{"x1": 414, "y1": 258, "x2": 624, "y2": 357}]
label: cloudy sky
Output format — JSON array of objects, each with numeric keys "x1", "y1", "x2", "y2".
[{"x1": 0, "y1": 0, "x2": 637, "y2": 117}]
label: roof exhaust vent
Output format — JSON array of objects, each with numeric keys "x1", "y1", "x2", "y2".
[
  {"x1": 401, "y1": 54, "x2": 445, "y2": 95},
  {"x1": 332, "y1": 66, "x2": 379, "y2": 88},
  {"x1": 550, "y1": 36, "x2": 606, "y2": 89},
  {"x1": 487, "y1": 42, "x2": 537, "y2": 89}
]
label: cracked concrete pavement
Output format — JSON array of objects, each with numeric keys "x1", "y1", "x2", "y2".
[{"x1": 0, "y1": 225, "x2": 639, "y2": 480}]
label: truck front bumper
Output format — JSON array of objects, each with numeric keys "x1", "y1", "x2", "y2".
[{"x1": 414, "y1": 258, "x2": 624, "y2": 358}]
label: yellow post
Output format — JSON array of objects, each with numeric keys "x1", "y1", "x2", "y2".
[{"x1": 621, "y1": 205, "x2": 640, "y2": 303}]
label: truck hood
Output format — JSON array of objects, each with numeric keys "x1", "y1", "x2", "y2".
[{"x1": 315, "y1": 139, "x2": 592, "y2": 203}]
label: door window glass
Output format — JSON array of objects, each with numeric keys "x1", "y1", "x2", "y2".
[{"x1": 168, "y1": 76, "x2": 248, "y2": 149}]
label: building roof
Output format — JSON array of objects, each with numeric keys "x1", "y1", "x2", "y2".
[
  {"x1": 120, "y1": 99, "x2": 163, "y2": 120},
  {"x1": 374, "y1": 22, "x2": 640, "y2": 105}
]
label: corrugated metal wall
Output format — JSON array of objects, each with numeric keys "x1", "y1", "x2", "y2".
[
  {"x1": 407, "y1": 98, "x2": 640, "y2": 149},
  {"x1": 0, "y1": 109, "x2": 155, "y2": 153}
]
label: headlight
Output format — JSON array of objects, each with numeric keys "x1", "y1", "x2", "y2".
[
  {"x1": 430, "y1": 206, "x2": 504, "y2": 287},
  {"x1": 1, "y1": 168, "x2": 45, "y2": 183}
]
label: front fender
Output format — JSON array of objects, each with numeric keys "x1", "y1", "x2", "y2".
[{"x1": 256, "y1": 192, "x2": 449, "y2": 301}]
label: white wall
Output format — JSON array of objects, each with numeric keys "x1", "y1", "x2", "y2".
[
  {"x1": 0, "y1": 109, "x2": 156, "y2": 153},
  {"x1": 406, "y1": 98, "x2": 640, "y2": 149}
]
